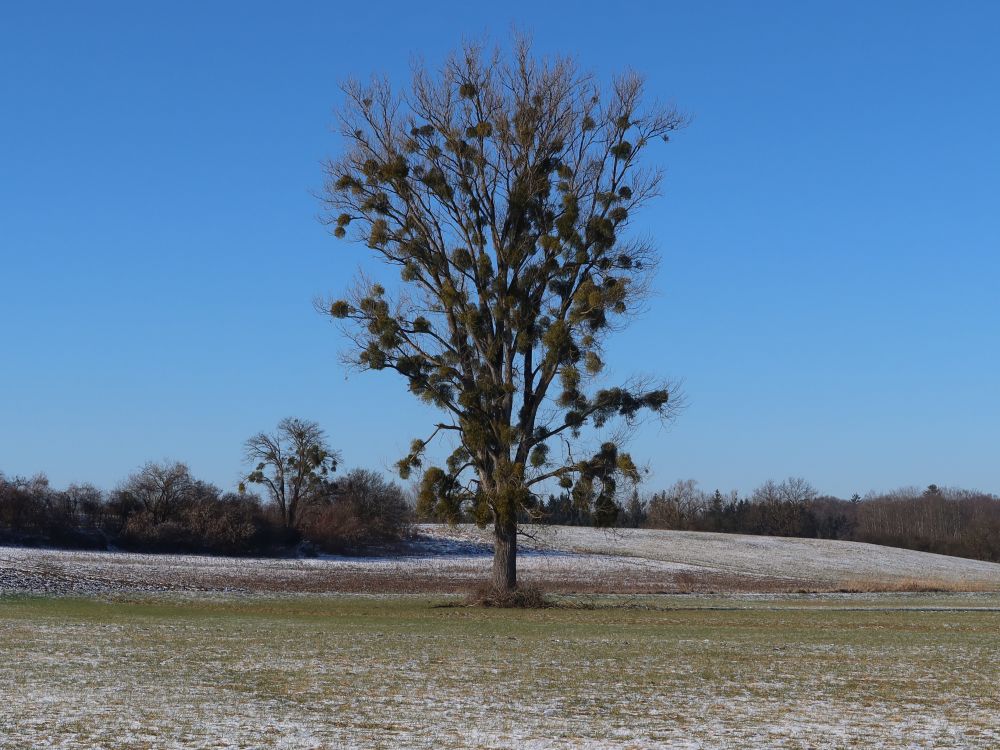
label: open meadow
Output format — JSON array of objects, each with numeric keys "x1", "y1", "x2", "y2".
[
  {"x1": 5, "y1": 4, "x2": 1000, "y2": 748},
  {"x1": 3, "y1": 527, "x2": 1000, "y2": 749},
  {"x1": 2, "y1": 592, "x2": 999, "y2": 749}
]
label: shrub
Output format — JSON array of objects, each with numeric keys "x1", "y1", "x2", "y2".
[
  {"x1": 464, "y1": 582, "x2": 551, "y2": 608},
  {"x1": 184, "y1": 492, "x2": 277, "y2": 555},
  {"x1": 300, "y1": 469, "x2": 412, "y2": 553}
]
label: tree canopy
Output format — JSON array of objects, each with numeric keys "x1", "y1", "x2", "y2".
[{"x1": 322, "y1": 39, "x2": 684, "y2": 592}]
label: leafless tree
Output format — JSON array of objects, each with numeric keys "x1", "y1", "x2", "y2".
[
  {"x1": 242, "y1": 417, "x2": 341, "y2": 529},
  {"x1": 116, "y1": 461, "x2": 196, "y2": 525}
]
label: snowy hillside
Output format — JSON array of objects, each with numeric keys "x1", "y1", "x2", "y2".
[{"x1": 2, "y1": 525, "x2": 999, "y2": 596}]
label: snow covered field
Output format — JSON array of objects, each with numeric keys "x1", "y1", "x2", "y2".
[
  {"x1": 2, "y1": 524, "x2": 999, "y2": 596},
  {"x1": 4, "y1": 528, "x2": 1000, "y2": 748},
  {"x1": 3, "y1": 595, "x2": 999, "y2": 749}
]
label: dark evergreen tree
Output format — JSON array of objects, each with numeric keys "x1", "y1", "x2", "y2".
[{"x1": 623, "y1": 490, "x2": 647, "y2": 528}]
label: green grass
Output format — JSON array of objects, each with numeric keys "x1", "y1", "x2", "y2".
[{"x1": 2, "y1": 593, "x2": 999, "y2": 748}]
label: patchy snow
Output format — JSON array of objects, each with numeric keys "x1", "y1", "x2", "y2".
[
  {"x1": 452, "y1": 524, "x2": 1000, "y2": 585},
  {"x1": 1, "y1": 525, "x2": 998, "y2": 595},
  {"x1": 2, "y1": 528, "x2": 999, "y2": 748},
  {"x1": 417, "y1": 524, "x2": 1000, "y2": 588},
  {"x1": 2, "y1": 595, "x2": 998, "y2": 749}
]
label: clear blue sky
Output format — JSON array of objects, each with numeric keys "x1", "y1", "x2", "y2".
[{"x1": 2, "y1": 1, "x2": 998, "y2": 497}]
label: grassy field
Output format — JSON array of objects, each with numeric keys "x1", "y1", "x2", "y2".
[{"x1": 2, "y1": 593, "x2": 999, "y2": 749}]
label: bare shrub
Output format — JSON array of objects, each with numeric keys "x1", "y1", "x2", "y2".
[
  {"x1": 464, "y1": 582, "x2": 551, "y2": 608},
  {"x1": 835, "y1": 577, "x2": 999, "y2": 593},
  {"x1": 300, "y1": 469, "x2": 412, "y2": 553},
  {"x1": 114, "y1": 461, "x2": 198, "y2": 525},
  {"x1": 0, "y1": 473, "x2": 50, "y2": 540},
  {"x1": 182, "y1": 492, "x2": 276, "y2": 555}
]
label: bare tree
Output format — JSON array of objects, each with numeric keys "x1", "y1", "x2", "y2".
[
  {"x1": 750, "y1": 477, "x2": 817, "y2": 537},
  {"x1": 116, "y1": 461, "x2": 196, "y2": 525},
  {"x1": 320, "y1": 38, "x2": 685, "y2": 593},
  {"x1": 646, "y1": 479, "x2": 706, "y2": 529},
  {"x1": 242, "y1": 417, "x2": 341, "y2": 529}
]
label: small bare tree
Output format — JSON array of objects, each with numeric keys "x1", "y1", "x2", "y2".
[
  {"x1": 117, "y1": 461, "x2": 195, "y2": 525},
  {"x1": 647, "y1": 479, "x2": 705, "y2": 529},
  {"x1": 242, "y1": 417, "x2": 341, "y2": 529}
]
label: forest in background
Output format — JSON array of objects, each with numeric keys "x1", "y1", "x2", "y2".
[{"x1": 539, "y1": 478, "x2": 1000, "y2": 563}]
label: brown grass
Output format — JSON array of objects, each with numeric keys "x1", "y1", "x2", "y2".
[
  {"x1": 831, "y1": 577, "x2": 1000, "y2": 593},
  {"x1": 462, "y1": 583, "x2": 553, "y2": 608},
  {"x1": 9, "y1": 548, "x2": 998, "y2": 597}
]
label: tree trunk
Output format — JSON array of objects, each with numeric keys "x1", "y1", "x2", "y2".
[{"x1": 492, "y1": 521, "x2": 517, "y2": 592}]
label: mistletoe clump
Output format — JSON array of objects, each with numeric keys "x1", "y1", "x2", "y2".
[{"x1": 321, "y1": 38, "x2": 684, "y2": 591}]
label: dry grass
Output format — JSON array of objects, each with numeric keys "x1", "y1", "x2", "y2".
[
  {"x1": 5, "y1": 526, "x2": 1000, "y2": 597},
  {"x1": 4, "y1": 593, "x2": 1000, "y2": 749},
  {"x1": 832, "y1": 577, "x2": 1000, "y2": 593},
  {"x1": 462, "y1": 582, "x2": 552, "y2": 608}
]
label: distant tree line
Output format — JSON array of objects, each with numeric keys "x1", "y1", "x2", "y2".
[
  {"x1": 5, "y1": 425, "x2": 998, "y2": 565},
  {"x1": 0, "y1": 418, "x2": 411, "y2": 556},
  {"x1": 532, "y1": 478, "x2": 1000, "y2": 563}
]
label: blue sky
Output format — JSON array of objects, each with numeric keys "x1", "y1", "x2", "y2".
[{"x1": 2, "y1": 1, "x2": 998, "y2": 497}]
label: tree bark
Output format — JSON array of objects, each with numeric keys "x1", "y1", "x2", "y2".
[{"x1": 492, "y1": 521, "x2": 517, "y2": 592}]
